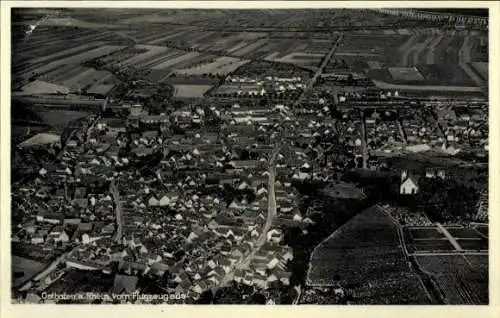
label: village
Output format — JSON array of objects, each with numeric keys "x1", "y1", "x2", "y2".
[{"x1": 10, "y1": 8, "x2": 489, "y2": 305}]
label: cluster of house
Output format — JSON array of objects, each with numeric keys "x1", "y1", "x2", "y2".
[
  {"x1": 212, "y1": 75, "x2": 308, "y2": 97},
  {"x1": 436, "y1": 103, "x2": 488, "y2": 152},
  {"x1": 14, "y1": 97, "x2": 334, "y2": 301}
]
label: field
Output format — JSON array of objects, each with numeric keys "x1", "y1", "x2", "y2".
[
  {"x1": 404, "y1": 226, "x2": 488, "y2": 254},
  {"x1": 415, "y1": 254, "x2": 488, "y2": 304},
  {"x1": 17, "y1": 80, "x2": 70, "y2": 95},
  {"x1": 39, "y1": 65, "x2": 114, "y2": 91},
  {"x1": 306, "y1": 206, "x2": 429, "y2": 303},
  {"x1": 172, "y1": 84, "x2": 214, "y2": 98},
  {"x1": 36, "y1": 109, "x2": 90, "y2": 129},
  {"x1": 20, "y1": 45, "x2": 126, "y2": 80},
  {"x1": 12, "y1": 255, "x2": 47, "y2": 288},
  {"x1": 388, "y1": 67, "x2": 424, "y2": 81}
]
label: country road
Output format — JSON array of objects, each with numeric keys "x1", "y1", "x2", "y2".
[{"x1": 294, "y1": 33, "x2": 344, "y2": 106}]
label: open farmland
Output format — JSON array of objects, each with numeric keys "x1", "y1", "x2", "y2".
[
  {"x1": 19, "y1": 45, "x2": 126, "y2": 80},
  {"x1": 39, "y1": 65, "x2": 115, "y2": 90},
  {"x1": 415, "y1": 255, "x2": 488, "y2": 304},
  {"x1": 306, "y1": 206, "x2": 430, "y2": 304}
]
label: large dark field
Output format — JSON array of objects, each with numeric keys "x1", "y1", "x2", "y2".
[{"x1": 306, "y1": 206, "x2": 430, "y2": 304}]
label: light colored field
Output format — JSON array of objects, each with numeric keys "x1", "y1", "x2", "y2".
[
  {"x1": 23, "y1": 45, "x2": 125, "y2": 79},
  {"x1": 371, "y1": 79, "x2": 482, "y2": 92},
  {"x1": 227, "y1": 41, "x2": 250, "y2": 54},
  {"x1": 174, "y1": 56, "x2": 249, "y2": 76},
  {"x1": 151, "y1": 52, "x2": 200, "y2": 70},
  {"x1": 19, "y1": 133, "x2": 61, "y2": 147},
  {"x1": 173, "y1": 84, "x2": 213, "y2": 98},
  {"x1": 388, "y1": 67, "x2": 425, "y2": 81},
  {"x1": 19, "y1": 80, "x2": 70, "y2": 95}
]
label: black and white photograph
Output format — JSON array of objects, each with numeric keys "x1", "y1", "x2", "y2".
[{"x1": 5, "y1": 3, "x2": 493, "y2": 306}]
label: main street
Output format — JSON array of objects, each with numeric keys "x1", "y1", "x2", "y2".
[{"x1": 215, "y1": 150, "x2": 279, "y2": 290}]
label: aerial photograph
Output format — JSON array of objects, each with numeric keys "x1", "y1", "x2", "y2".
[{"x1": 10, "y1": 7, "x2": 489, "y2": 305}]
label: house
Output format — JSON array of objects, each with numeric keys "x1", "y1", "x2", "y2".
[
  {"x1": 48, "y1": 226, "x2": 70, "y2": 243},
  {"x1": 81, "y1": 232, "x2": 104, "y2": 245},
  {"x1": 400, "y1": 171, "x2": 419, "y2": 195},
  {"x1": 31, "y1": 233, "x2": 45, "y2": 244}
]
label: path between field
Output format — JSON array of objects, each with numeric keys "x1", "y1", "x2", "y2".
[
  {"x1": 294, "y1": 33, "x2": 344, "y2": 106},
  {"x1": 114, "y1": 31, "x2": 139, "y2": 44},
  {"x1": 426, "y1": 33, "x2": 445, "y2": 64}
]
